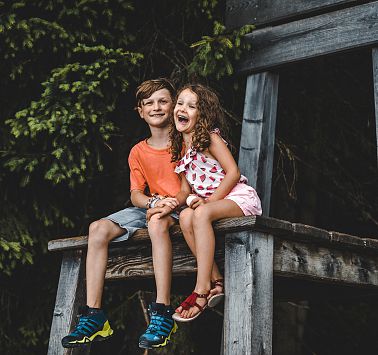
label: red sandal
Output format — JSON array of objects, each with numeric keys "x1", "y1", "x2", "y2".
[
  {"x1": 172, "y1": 291, "x2": 209, "y2": 322},
  {"x1": 208, "y1": 279, "x2": 224, "y2": 308}
]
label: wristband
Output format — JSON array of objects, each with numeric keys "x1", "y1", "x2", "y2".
[
  {"x1": 146, "y1": 194, "x2": 162, "y2": 209},
  {"x1": 186, "y1": 194, "x2": 197, "y2": 206},
  {"x1": 150, "y1": 198, "x2": 158, "y2": 208}
]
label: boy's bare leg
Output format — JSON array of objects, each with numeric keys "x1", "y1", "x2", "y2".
[
  {"x1": 86, "y1": 219, "x2": 126, "y2": 308},
  {"x1": 179, "y1": 208, "x2": 223, "y2": 284},
  {"x1": 147, "y1": 214, "x2": 175, "y2": 305}
]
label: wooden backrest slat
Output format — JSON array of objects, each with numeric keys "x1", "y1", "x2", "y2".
[
  {"x1": 237, "y1": 2, "x2": 378, "y2": 74},
  {"x1": 225, "y1": 0, "x2": 359, "y2": 28}
]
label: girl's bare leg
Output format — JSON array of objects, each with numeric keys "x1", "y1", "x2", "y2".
[
  {"x1": 86, "y1": 219, "x2": 126, "y2": 308},
  {"x1": 180, "y1": 200, "x2": 244, "y2": 319},
  {"x1": 179, "y1": 208, "x2": 223, "y2": 282}
]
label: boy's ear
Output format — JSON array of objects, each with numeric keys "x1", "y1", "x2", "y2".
[{"x1": 137, "y1": 106, "x2": 144, "y2": 119}]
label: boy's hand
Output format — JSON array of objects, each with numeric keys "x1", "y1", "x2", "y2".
[
  {"x1": 146, "y1": 205, "x2": 173, "y2": 221},
  {"x1": 189, "y1": 197, "x2": 206, "y2": 209},
  {"x1": 155, "y1": 197, "x2": 179, "y2": 210}
]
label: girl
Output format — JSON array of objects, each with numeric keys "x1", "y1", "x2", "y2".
[{"x1": 170, "y1": 84, "x2": 262, "y2": 322}]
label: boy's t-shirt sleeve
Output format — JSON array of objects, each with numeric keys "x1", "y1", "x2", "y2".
[{"x1": 128, "y1": 147, "x2": 147, "y2": 192}]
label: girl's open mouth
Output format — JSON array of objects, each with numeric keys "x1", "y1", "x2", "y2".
[{"x1": 178, "y1": 115, "x2": 189, "y2": 124}]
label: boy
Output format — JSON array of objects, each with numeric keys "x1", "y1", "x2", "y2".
[{"x1": 62, "y1": 78, "x2": 186, "y2": 349}]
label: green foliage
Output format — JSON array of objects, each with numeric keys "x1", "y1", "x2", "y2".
[
  {"x1": 0, "y1": 237, "x2": 32, "y2": 272},
  {"x1": 0, "y1": 0, "x2": 256, "y2": 353},
  {"x1": 0, "y1": 1, "x2": 377, "y2": 354},
  {"x1": 189, "y1": 21, "x2": 254, "y2": 79},
  {"x1": 5, "y1": 45, "x2": 142, "y2": 186}
]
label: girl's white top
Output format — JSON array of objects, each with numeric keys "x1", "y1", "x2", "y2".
[{"x1": 175, "y1": 129, "x2": 248, "y2": 198}]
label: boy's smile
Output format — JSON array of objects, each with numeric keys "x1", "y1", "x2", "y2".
[
  {"x1": 174, "y1": 88, "x2": 199, "y2": 134},
  {"x1": 138, "y1": 88, "x2": 173, "y2": 128}
]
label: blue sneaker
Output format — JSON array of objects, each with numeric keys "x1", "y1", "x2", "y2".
[
  {"x1": 61, "y1": 306, "x2": 113, "y2": 348},
  {"x1": 138, "y1": 302, "x2": 178, "y2": 349}
]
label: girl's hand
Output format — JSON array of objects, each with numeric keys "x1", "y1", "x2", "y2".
[
  {"x1": 146, "y1": 205, "x2": 173, "y2": 221},
  {"x1": 189, "y1": 197, "x2": 206, "y2": 209},
  {"x1": 155, "y1": 197, "x2": 179, "y2": 210}
]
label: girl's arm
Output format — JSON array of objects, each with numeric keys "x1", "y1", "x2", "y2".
[
  {"x1": 175, "y1": 174, "x2": 192, "y2": 207},
  {"x1": 207, "y1": 133, "x2": 240, "y2": 202}
]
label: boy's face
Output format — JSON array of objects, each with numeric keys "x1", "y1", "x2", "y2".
[{"x1": 138, "y1": 88, "x2": 173, "y2": 128}]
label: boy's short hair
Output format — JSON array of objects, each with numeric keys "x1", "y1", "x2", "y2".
[{"x1": 136, "y1": 78, "x2": 175, "y2": 107}]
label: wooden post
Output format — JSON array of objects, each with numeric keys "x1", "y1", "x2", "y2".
[
  {"x1": 372, "y1": 47, "x2": 378, "y2": 164},
  {"x1": 48, "y1": 250, "x2": 90, "y2": 355},
  {"x1": 223, "y1": 72, "x2": 278, "y2": 354},
  {"x1": 238, "y1": 72, "x2": 278, "y2": 211}
]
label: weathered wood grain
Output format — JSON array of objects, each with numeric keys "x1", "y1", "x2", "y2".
[
  {"x1": 48, "y1": 250, "x2": 90, "y2": 355},
  {"x1": 239, "y1": 73, "x2": 279, "y2": 212},
  {"x1": 373, "y1": 47, "x2": 378, "y2": 164},
  {"x1": 274, "y1": 238, "x2": 378, "y2": 287},
  {"x1": 223, "y1": 71, "x2": 278, "y2": 355},
  {"x1": 103, "y1": 236, "x2": 378, "y2": 288},
  {"x1": 223, "y1": 232, "x2": 253, "y2": 354},
  {"x1": 237, "y1": 1, "x2": 378, "y2": 74},
  {"x1": 48, "y1": 216, "x2": 378, "y2": 253},
  {"x1": 226, "y1": 0, "x2": 358, "y2": 28},
  {"x1": 224, "y1": 231, "x2": 274, "y2": 354},
  {"x1": 105, "y1": 236, "x2": 225, "y2": 280}
]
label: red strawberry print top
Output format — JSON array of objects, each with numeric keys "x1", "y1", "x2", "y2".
[{"x1": 175, "y1": 129, "x2": 248, "y2": 198}]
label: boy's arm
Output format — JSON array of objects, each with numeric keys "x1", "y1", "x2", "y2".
[{"x1": 130, "y1": 189, "x2": 150, "y2": 209}]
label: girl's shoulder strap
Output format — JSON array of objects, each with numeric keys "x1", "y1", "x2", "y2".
[{"x1": 210, "y1": 128, "x2": 228, "y2": 145}]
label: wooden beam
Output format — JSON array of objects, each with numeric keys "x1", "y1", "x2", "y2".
[
  {"x1": 48, "y1": 216, "x2": 378, "y2": 253},
  {"x1": 48, "y1": 250, "x2": 90, "y2": 355},
  {"x1": 106, "y1": 239, "x2": 195, "y2": 280},
  {"x1": 105, "y1": 236, "x2": 225, "y2": 280},
  {"x1": 373, "y1": 47, "x2": 378, "y2": 164},
  {"x1": 274, "y1": 238, "x2": 378, "y2": 287},
  {"x1": 237, "y1": 1, "x2": 378, "y2": 74},
  {"x1": 104, "y1": 235, "x2": 378, "y2": 289},
  {"x1": 226, "y1": 0, "x2": 357, "y2": 28}
]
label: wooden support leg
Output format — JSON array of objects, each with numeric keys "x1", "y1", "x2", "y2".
[
  {"x1": 372, "y1": 47, "x2": 378, "y2": 164},
  {"x1": 223, "y1": 72, "x2": 278, "y2": 354},
  {"x1": 223, "y1": 231, "x2": 273, "y2": 354},
  {"x1": 48, "y1": 250, "x2": 89, "y2": 355}
]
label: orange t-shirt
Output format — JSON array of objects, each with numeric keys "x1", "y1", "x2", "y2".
[{"x1": 128, "y1": 140, "x2": 181, "y2": 197}]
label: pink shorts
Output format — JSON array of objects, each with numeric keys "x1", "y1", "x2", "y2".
[{"x1": 224, "y1": 183, "x2": 262, "y2": 216}]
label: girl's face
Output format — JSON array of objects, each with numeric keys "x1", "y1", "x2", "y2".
[{"x1": 174, "y1": 88, "x2": 199, "y2": 134}]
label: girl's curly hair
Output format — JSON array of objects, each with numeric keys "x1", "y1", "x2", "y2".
[{"x1": 169, "y1": 84, "x2": 229, "y2": 162}]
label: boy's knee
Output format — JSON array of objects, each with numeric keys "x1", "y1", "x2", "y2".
[
  {"x1": 88, "y1": 220, "x2": 112, "y2": 247},
  {"x1": 148, "y1": 215, "x2": 171, "y2": 237}
]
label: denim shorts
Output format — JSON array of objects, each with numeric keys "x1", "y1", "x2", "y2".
[{"x1": 103, "y1": 207, "x2": 179, "y2": 243}]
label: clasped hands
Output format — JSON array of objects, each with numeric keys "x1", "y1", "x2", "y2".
[
  {"x1": 146, "y1": 196, "x2": 179, "y2": 221},
  {"x1": 146, "y1": 195, "x2": 206, "y2": 221}
]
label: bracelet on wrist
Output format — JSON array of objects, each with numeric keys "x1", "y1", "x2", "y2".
[
  {"x1": 146, "y1": 194, "x2": 162, "y2": 209},
  {"x1": 150, "y1": 198, "x2": 158, "y2": 208}
]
